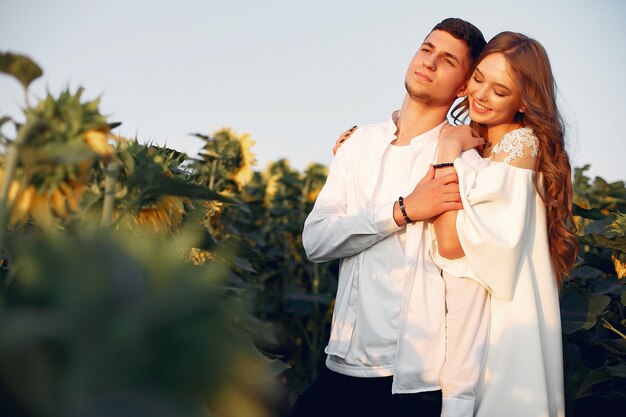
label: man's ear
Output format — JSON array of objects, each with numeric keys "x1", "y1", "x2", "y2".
[{"x1": 457, "y1": 82, "x2": 468, "y2": 97}]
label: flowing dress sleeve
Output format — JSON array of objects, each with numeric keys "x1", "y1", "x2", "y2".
[
  {"x1": 429, "y1": 147, "x2": 538, "y2": 300},
  {"x1": 431, "y1": 127, "x2": 541, "y2": 300},
  {"x1": 452, "y1": 156, "x2": 536, "y2": 300}
]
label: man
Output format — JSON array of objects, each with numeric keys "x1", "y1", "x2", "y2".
[{"x1": 287, "y1": 18, "x2": 486, "y2": 417}]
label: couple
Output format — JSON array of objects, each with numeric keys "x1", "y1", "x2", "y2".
[{"x1": 287, "y1": 17, "x2": 577, "y2": 417}]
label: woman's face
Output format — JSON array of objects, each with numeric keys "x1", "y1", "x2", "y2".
[{"x1": 467, "y1": 52, "x2": 524, "y2": 127}]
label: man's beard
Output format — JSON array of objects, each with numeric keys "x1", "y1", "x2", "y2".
[
  {"x1": 404, "y1": 81, "x2": 441, "y2": 105},
  {"x1": 405, "y1": 81, "x2": 434, "y2": 104}
]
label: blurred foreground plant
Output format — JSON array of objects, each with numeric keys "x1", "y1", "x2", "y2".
[
  {"x1": 0, "y1": 228, "x2": 286, "y2": 417},
  {"x1": 0, "y1": 51, "x2": 288, "y2": 417}
]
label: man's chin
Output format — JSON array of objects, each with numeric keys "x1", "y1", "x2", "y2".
[
  {"x1": 405, "y1": 83, "x2": 457, "y2": 107},
  {"x1": 405, "y1": 82, "x2": 432, "y2": 102}
]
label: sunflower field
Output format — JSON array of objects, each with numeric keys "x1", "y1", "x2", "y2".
[{"x1": 0, "y1": 52, "x2": 624, "y2": 417}]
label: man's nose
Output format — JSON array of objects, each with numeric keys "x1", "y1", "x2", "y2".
[{"x1": 423, "y1": 55, "x2": 436, "y2": 70}]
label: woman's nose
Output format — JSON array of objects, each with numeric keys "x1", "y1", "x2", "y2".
[{"x1": 474, "y1": 85, "x2": 488, "y2": 101}]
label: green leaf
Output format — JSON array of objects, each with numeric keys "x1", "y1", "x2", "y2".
[
  {"x1": 578, "y1": 252, "x2": 617, "y2": 275},
  {"x1": 0, "y1": 51, "x2": 43, "y2": 91},
  {"x1": 573, "y1": 203, "x2": 607, "y2": 220},
  {"x1": 569, "y1": 264, "x2": 603, "y2": 280},
  {"x1": 607, "y1": 363, "x2": 626, "y2": 378},
  {"x1": 577, "y1": 368, "x2": 613, "y2": 397},
  {"x1": 584, "y1": 217, "x2": 614, "y2": 234},
  {"x1": 600, "y1": 339, "x2": 626, "y2": 357},
  {"x1": 143, "y1": 175, "x2": 235, "y2": 202},
  {"x1": 27, "y1": 140, "x2": 95, "y2": 165},
  {"x1": 580, "y1": 233, "x2": 626, "y2": 252},
  {"x1": 560, "y1": 285, "x2": 611, "y2": 334}
]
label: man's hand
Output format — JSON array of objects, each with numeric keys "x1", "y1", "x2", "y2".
[
  {"x1": 332, "y1": 125, "x2": 357, "y2": 155},
  {"x1": 394, "y1": 165, "x2": 462, "y2": 225}
]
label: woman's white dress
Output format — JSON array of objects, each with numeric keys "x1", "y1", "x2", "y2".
[{"x1": 432, "y1": 127, "x2": 565, "y2": 417}]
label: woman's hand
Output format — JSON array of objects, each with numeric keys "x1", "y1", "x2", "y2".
[
  {"x1": 439, "y1": 125, "x2": 485, "y2": 154},
  {"x1": 332, "y1": 125, "x2": 358, "y2": 155}
]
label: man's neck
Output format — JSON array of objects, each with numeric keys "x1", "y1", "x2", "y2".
[{"x1": 393, "y1": 94, "x2": 451, "y2": 146}]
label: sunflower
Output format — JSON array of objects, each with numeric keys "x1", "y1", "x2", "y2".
[
  {"x1": 231, "y1": 132, "x2": 256, "y2": 190},
  {"x1": 262, "y1": 172, "x2": 280, "y2": 208},
  {"x1": 200, "y1": 189, "x2": 235, "y2": 235},
  {"x1": 306, "y1": 187, "x2": 322, "y2": 204},
  {"x1": 115, "y1": 195, "x2": 185, "y2": 235},
  {"x1": 303, "y1": 162, "x2": 328, "y2": 203},
  {"x1": 1, "y1": 169, "x2": 85, "y2": 229},
  {"x1": 0, "y1": 88, "x2": 114, "y2": 230}
]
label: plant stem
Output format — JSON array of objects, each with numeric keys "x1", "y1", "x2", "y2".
[
  {"x1": 101, "y1": 161, "x2": 122, "y2": 226},
  {"x1": 208, "y1": 159, "x2": 217, "y2": 190},
  {"x1": 602, "y1": 318, "x2": 626, "y2": 340}
]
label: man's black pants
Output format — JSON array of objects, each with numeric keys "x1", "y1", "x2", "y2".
[{"x1": 284, "y1": 367, "x2": 442, "y2": 417}]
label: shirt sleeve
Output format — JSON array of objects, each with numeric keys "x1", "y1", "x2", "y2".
[
  {"x1": 302, "y1": 138, "x2": 401, "y2": 263},
  {"x1": 452, "y1": 157, "x2": 536, "y2": 300}
]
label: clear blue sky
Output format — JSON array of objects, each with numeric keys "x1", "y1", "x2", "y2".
[{"x1": 1, "y1": 0, "x2": 625, "y2": 181}]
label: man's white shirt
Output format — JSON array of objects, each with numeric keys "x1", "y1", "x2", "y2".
[{"x1": 302, "y1": 115, "x2": 448, "y2": 394}]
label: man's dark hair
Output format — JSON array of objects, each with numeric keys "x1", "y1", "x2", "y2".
[{"x1": 431, "y1": 18, "x2": 486, "y2": 61}]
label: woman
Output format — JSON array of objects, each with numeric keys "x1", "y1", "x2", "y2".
[
  {"x1": 432, "y1": 31, "x2": 577, "y2": 417},
  {"x1": 336, "y1": 32, "x2": 577, "y2": 417}
]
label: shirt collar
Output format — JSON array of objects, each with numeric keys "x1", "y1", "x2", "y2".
[{"x1": 383, "y1": 110, "x2": 448, "y2": 146}]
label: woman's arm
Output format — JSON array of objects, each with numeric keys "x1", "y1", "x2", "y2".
[{"x1": 433, "y1": 126, "x2": 484, "y2": 259}]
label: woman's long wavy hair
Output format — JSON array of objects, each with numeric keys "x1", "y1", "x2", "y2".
[{"x1": 452, "y1": 32, "x2": 578, "y2": 286}]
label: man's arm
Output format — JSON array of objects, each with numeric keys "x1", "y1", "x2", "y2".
[
  {"x1": 302, "y1": 144, "x2": 401, "y2": 262},
  {"x1": 303, "y1": 144, "x2": 463, "y2": 263}
]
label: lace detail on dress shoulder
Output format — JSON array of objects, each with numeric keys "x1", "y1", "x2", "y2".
[{"x1": 491, "y1": 127, "x2": 538, "y2": 164}]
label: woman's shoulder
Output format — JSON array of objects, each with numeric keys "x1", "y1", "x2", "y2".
[{"x1": 491, "y1": 127, "x2": 538, "y2": 169}]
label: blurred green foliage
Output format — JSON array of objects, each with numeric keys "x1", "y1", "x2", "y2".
[
  {"x1": 0, "y1": 58, "x2": 287, "y2": 417},
  {"x1": 0, "y1": 52, "x2": 42, "y2": 92},
  {"x1": 560, "y1": 167, "x2": 626, "y2": 415},
  {"x1": 0, "y1": 229, "x2": 283, "y2": 417}
]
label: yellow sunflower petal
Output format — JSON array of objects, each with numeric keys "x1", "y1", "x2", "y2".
[
  {"x1": 612, "y1": 254, "x2": 626, "y2": 279},
  {"x1": 231, "y1": 132, "x2": 256, "y2": 190},
  {"x1": 58, "y1": 182, "x2": 84, "y2": 213},
  {"x1": 50, "y1": 189, "x2": 68, "y2": 218},
  {"x1": 9, "y1": 186, "x2": 35, "y2": 226},
  {"x1": 30, "y1": 193, "x2": 56, "y2": 230},
  {"x1": 7, "y1": 180, "x2": 21, "y2": 205},
  {"x1": 84, "y1": 129, "x2": 115, "y2": 158}
]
